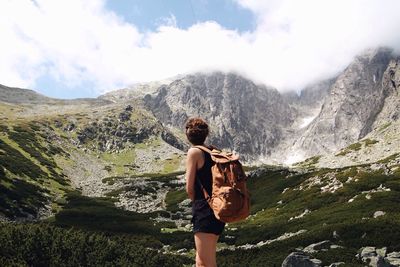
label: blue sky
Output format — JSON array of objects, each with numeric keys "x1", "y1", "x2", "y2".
[
  {"x1": 106, "y1": 0, "x2": 254, "y2": 33},
  {"x1": 1, "y1": 0, "x2": 400, "y2": 99},
  {"x1": 36, "y1": 0, "x2": 255, "y2": 99}
]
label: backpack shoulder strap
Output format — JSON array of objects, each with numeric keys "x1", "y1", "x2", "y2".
[
  {"x1": 193, "y1": 145, "x2": 213, "y2": 155},
  {"x1": 194, "y1": 145, "x2": 239, "y2": 163}
]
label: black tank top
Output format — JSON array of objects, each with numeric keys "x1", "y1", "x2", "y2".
[{"x1": 194, "y1": 150, "x2": 213, "y2": 200}]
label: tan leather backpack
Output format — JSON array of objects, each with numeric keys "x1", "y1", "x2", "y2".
[{"x1": 194, "y1": 145, "x2": 250, "y2": 223}]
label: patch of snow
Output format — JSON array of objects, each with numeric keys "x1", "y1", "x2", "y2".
[
  {"x1": 284, "y1": 150, "x2": 306, "y2": 165},
  {"x1": 299, "y1": 115, "x2": 317, "y2": 129}
]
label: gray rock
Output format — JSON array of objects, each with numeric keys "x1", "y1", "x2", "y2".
[
  {"x1": 377, "y1": 247, "x2": 388, "y2": 257},
  {"x1": 303, "y1": 240, "x2": 331, "y2": 253},
  {"x1": 357, "y1": 247, "x2": 398, "y2": 267},
  {"x1": 176, "y1": 248, "x2": 187, "y2": 254},
  {"x1": 282, "y1": 251, "x2": 322, "y2": 267},
  {"x1": 386, "y1": 252, "x2": 400, "y2": 266},
  {"x1": 374, "y1": 211, "x2": 386, "y2": 218},
  {"x1": 360, "y1": 247, "x2": 378, "y2": 259},
  {"x1": 333, "y1": 231, "x2": 340, "y2": 239},
  {"x1": 64, "y1": 122, "x2": 76, "y2": 131},
  {"x1": 161, "y1": 130, "x2": 187, "y2": 150},
  {"x1": 295, "y1": 48, "x2": 394, "y2": 158},
  {"x1": 328, "y1": 262, "x2": 345, "y2": 267},
  {"x1": 144, "y1": 72, "x2": 294, "y2": 160},
  {"x1": 330, "y1": 245, "x2": 344, "y2": 249}
]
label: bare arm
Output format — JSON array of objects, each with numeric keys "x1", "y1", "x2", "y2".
[{"x1": 185, "y1": 148, "x2": 202, "y2": 201}]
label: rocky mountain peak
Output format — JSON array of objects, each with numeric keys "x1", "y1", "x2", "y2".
[
  {"x1": 293, "y1": 47, "x2": 396, "y2": 158},
  {"x1": 144, "y1": 72, "x2": 294, "y2": 159}
]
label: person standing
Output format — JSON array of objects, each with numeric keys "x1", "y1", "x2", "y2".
[{"x1": 185, "y1": 117, "x2": 225, "y2": 267}]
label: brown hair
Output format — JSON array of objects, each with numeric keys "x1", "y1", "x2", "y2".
[{"x1": 185, "y1": 117, "x2": 209, "y2": 145}]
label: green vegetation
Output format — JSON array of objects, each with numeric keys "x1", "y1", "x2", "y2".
[
  {"x1": 379, "y1": 122, "x2": 392, "y2": 132},
  {"x1": 363, "y1": 138, "x2": 379, "y2": 146},
  {"x1": 104, "y1": 171, "x2": 185, "y2": 199},
  {"x1": 216, "y1": 165, "x2": 400, "y2": 266},
  {"x1": 100, "y1": 150, "x2": 136, "y2": 176},
  {"x1": 335, "y1": 138, "x2": 379, "y2": 156},
  {"x1": 378, "y1": 153, "x2": 400, "y2": 164},
  {"x1": 294, "y1": 155, "x2": 321, "y2": 168},
  {"x1": 7, "y1": 123, "x2": 69, "y2": 184},
  {"x1": 0, "y1": 175, "x2": 49, "y2": 218},
  {"x1": 132, "y1": 171, "x2": 185, "y2": 180},
  {"x1": 0, "y1": 121, "x2": 71, "y2": 219},
  {"x1": 336, "y1": 142, "x2": 362, "y2": 156},
  {"x1": 165, "y1": 189, "x2": 187, "y2": 212},
  {"x1": 0, "y1": 223, "x2": 188, "y2": 267},
  {"x1": 347, "y1": 142, "x2": 362, "y2": 151},
  {"x1": 1, "y1": 107, "x2": 400, "y2": 266},
  {"x1": 54, "y1": 191, "x2": 157, "y2": 234},
  {"x1": 162, "y1": 154, "x2": 184, "y2": 173}
]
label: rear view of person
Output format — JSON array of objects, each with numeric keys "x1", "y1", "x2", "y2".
[{"x1": 185, "y1": 117, "x2": 225, "y2": 267}]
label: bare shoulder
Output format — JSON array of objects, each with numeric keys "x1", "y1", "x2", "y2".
[{"x1": 187, "y1": 147, "x2": 203, "y2": 158}]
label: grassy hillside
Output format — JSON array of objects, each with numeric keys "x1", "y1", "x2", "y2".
[
  {"x1": 214, "y1": 163, "x2": 400, "y2": 266},
  {"x1": 0, "y1": 120, "x2": 71, "y2": 219},
  {"x1": 1, "y1": 100, "x2": 400, "y2": 266}
]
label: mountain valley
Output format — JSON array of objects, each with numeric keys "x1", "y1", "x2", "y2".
[{"x1": 1, "y1": 47, "x2": 400, "y2": 266}]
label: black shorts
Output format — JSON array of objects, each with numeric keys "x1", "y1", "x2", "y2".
[{"x1": 191, "y1": 199, "x2": 225, "y2": 236}]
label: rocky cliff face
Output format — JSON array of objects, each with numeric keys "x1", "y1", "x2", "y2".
[
  {"x1": 282, "y1": 77, "x2": 335, "y2": 108},
  {"x1": 372, "y1": 58, "x2": 400, "y2": 126},
  {"x1": 312, "y1": 56, "x2": 400, "y2": 168},
  {"x1": 96, "y1": 47, "x2": 400, "y2": 165},
  {"x1": 3, "y1": 47, "x2": 398, "y2": 166},
  {"x1": 292, "y1": 48, "x2": 395, "y2": 158},
  {"x1": 98, "y1": 79, "x2": 175, "y2": 103},
  {"x1": 144, "y1": 72, "x2": 294, "y2": 159}
]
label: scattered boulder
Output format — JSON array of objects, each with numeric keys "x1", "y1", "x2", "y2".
[
  {"x1": 282, "y1": 241, "x2": 348, "y2": 266},
  {"x1": 289, "y1": 209, "x2": 311, "y2": 221},
  {"x1": 118, "y1": 110, "x2": 131, "y2": 122},
  {"x1": 118, "y1": 105, "x2": 133, "y2": 122},
  {"x1": 54, "y1": 120, "x2": 62, "y2": 128},
  {"x1": 63, "y1": 122, "x2": 76, "y2": 131},
  {"x1": 333, "y1": 231, "x2": 340, "y2": 239},
  {"x1": 377, "y1": 248, "x2": 388, "y2": 257},
  {"x1": 125, "y1": 104, "x2": 133, "y2": 112},
  {"x1": 281, "y1": 251, "x2": 322, "y2": 267},
  {"x1": 386, "y1": 252, "x2": 400, "y2": 266},
  {"x1": 357, "y1": 247, "x2": 399, "y2": 267},
  {"x1": 303, "y1": 240, "x2": 331, "y2": 253},
  {"x1": 374, "y1": 211, "x2": 386, "y2": 218},
  {"x1": 361, "y1": 247, "x2": 379, "y2": 259}
]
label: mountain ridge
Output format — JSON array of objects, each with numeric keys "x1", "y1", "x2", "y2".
[
  {"x1": 1, "y1": 48, "x2": 400, "y2": 266},
  {"x1": 1, "y1": 47, "x2": 400, "y2": 166}
]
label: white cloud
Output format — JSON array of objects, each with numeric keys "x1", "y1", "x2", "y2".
[{"x1": 1, "y1": 0, "x2": 400, "y2": 96}]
